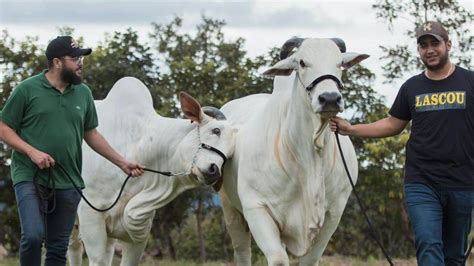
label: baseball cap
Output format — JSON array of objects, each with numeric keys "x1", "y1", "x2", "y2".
[
  {"x1": 415, "y1": 21, "x2": 449, "y2": 43},
  {"x1": 45, "y1": 36, "x2": 92, "y2": 60}
]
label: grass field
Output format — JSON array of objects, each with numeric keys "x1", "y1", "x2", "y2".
[
  {"x1": 0, "y1": 254, "x2": 472, "y2": 265},
  {"x1": 0, "y1": 255, "x2": 421, "y2": 266}
]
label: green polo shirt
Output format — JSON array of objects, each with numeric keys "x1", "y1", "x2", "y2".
[{"x1": 1, "y1": 70, "x2": 98, "y2": 189}]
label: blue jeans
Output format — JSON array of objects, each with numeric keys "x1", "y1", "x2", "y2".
[
  {"x1": 14, "y1": 181, "x2": 81, "y2": 266},
  {"x1": 404, "y1": 183, "x2": 473, "y2": 266}
]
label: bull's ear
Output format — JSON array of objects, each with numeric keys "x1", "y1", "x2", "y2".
[
  {"x1": 341, "y1": 52, "x2": 370, "y2": 69},
  {"x1": 179, "y1": 92, "x2": 203, "y2": 123},
  {"x1": 263, "y1": 57, "x2": 297, "y2": 76}
]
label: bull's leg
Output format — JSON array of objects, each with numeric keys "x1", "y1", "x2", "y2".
[
  {"x1": 85, "y1": 236, "x2": 116, "y2": 266},
  {"x1": 221, "y1": 191, "x2": 252, "y2": 266},
  {"x1": 298, "y1": 203, "x2": 347, "y2": 265},
  {"x1": 68, "y1": 220, "x2": 83, "y2": 266},
  {"x1": 119, "y1": 240, "x2": 147, "y2": 266},
  {"x1": 79, "y1": 207, "x2": 116, "y2": 266},
  {"x1": 244, "y1": 207, "x2": 289, "y2": 266}
]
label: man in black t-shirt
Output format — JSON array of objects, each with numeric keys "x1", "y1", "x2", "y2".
[{"x1": 330, "y1": 21, "x2": 473, "y2": 265}]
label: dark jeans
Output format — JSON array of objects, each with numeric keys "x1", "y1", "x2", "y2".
[
  {"x1": 14, "y1": 181, "x2": 81, "y2": 266},
  {"x1": 404, "y1": 183, "x2": 473, "y2": 266}
]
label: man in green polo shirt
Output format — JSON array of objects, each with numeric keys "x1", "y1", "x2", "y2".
[{"x1": 0, "y1": 36, "x2": 144, "y2": 266}]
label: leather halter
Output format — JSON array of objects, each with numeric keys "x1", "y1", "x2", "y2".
[
  {"x1": 303, "y1": 74, "x2": 344, "y2": 91},
  {"x1": 199, "y1": 143, "x2": 227, "y2": 165}
]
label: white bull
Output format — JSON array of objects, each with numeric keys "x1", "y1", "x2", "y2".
[
  {"x1": 67, "y1": 77, "x2": 237, "y2": 266},
  {"x1": 219, "y1": 38, "x2": 369, "y2": 265}
]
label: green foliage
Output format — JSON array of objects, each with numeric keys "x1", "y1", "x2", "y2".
[
  {"x1": 172, "y1": 207, "x2": 231, "y2": 261},
  {"x1": 0, "y1": 30, "x2": 46, "y2": 101},
  {"x1": 149, "y1": 15, "x2": 273, "y2": 116},
  {"x1": 85, "y1": 28, "x2": 158, "y2": 101},
  {"x1": 149, "y1": 191, "x2": 196, "y2": 260},
  {"x1": 0, "y1": 170, "x2": 19, "y2": 254},
  {"x1": 170, "y1": 206, "x2": 265, "y2": 263}
]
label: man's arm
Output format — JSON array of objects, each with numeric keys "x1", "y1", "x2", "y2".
[
  {"x1": 83, "y1": 128, "x2": 144, "y2": 177},
  {"x1": 329, "y1": 116, "x2": 409, "y2": 138},
  {"x1": 0, "y1": 121, "x2": 55, "y2": 169}
]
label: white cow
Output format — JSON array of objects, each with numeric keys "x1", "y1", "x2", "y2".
[
  {"x1": 219, "y1": 38, "x2": 369, "y2": 265},
  {"x1": 68, "y1": 77, "x2": 237, "y2": 266}
]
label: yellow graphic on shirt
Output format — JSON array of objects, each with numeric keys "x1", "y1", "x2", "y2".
[{"x1": 415, "y1": 91, "x2": 466, "y2": 112}]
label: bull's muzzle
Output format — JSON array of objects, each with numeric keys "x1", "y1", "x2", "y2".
[
  {"x1": 318, "y1": 92, "x2": 343, "y2": 112},
  {"x1": 203, "y1": 163, "x2": 222, "y2": 185}
]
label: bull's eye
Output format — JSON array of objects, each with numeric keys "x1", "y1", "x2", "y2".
[
  {"x1": 212, "y1": 128, "x2": 221, "y2": 136},
  {"x1": 299, "y1": 59, "x2": 306, "y2": 68}
]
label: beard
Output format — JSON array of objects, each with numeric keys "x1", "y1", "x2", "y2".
[
  {"x1": 60, "y1": 66, "x2": 82, "y2": 85},
  {"x1": 421, "y1": 51, "x2": 449, "y2": 71}
]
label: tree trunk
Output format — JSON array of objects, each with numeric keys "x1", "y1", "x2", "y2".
[
  {"x1": 196, "y1": 192, "x2": 206, "y2": 262},
  {"x1": 165, "y1": 229, "x2": 176, "y2": 260},
  {"x1": 220, "y1": 213, "x2": 230, "y2": 261},
  {"x1": 400, "y1": 202, "x2": 414, "y2": 243}
]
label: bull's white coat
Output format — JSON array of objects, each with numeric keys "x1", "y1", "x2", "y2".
[
  {"x1": 219, "y1": 38, "x2": 369, "y2": 265},
  {"x1": 68, "y1": 77, "x2": 236, "y2": 266}
]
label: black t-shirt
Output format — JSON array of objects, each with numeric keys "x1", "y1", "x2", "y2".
[{"x1": 389, "y1": 66, "x2": 474, "y2": 191}]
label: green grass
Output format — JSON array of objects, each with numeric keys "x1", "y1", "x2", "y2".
[
  {"x1": 0, "y1": 256, "x2": 419, "y2": 266},
  {"x1": 1, "y1": 255, "x2": 472, "y2": 266}
]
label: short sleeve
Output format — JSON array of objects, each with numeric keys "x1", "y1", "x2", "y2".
[
  {"x1": 389, "y1": 84, "x2": 411, "y2": 121},
  {"x1": 0, "y1": 86, "x2": 27, "y2": 132},
  {"x1": 84, "y1": 88, "x2": 98, "y2": 131}
]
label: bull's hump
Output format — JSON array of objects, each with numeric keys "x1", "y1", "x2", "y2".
[{"x1": 102, "y1": 76, "x2": 154, "y2": 112}]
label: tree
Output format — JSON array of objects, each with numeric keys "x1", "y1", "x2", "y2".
[
  {"x1": 172, "y1": 206, "x2": 230, "y2": 261},
  {"x1": 84, "y1": 28, "x2": 158, "y2": 101},
  {"x1": 149, "y1": 190, "x2": 195, "y2": 260},
  {"x1": 149, "y1": 15, "x2": 274, "y2": 117}
]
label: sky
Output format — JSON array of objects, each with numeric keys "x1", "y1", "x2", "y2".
[{"x1": 1, "y1": 0, "x2": 473, "y2": 106}]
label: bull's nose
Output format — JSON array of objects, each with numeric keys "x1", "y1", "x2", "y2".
[
  {"x1": 208, "y1": 163, "x2": 219, "y2": 176},
  {"x1": 204, "y1": 163, "x2": 221, "y2": 184},
  {"x1": 318, "y1": 92, "x2": 342, "y2": 106}
]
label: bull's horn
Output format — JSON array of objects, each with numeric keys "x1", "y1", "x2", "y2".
[
  {"x1": 280, "y1": 37, "x2": 305, "y2": 60},
  {"x1": 330, "y1": 38, "x2": 346, "y2": 53},
  {"x1": 202, "y1": 106, "x2": 227, "y2": 120}
]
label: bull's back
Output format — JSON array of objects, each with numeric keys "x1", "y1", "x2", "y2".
[{"x1": 220, "y1": 93, "x2": 269, "y2": 128}]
